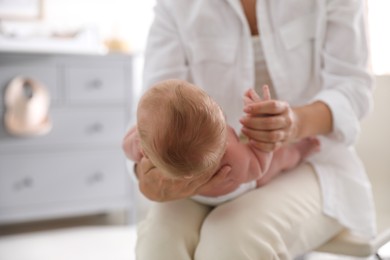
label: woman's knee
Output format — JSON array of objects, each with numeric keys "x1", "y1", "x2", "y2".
[
  {"x1": 136, "y1": 199, "x2": 211, "y2": 260},
  {"x1": 195, "y1": 208, "x2": 289, "y2": 260},
  {"x1": 196, "y1": 236, "x2": 281, "y2": 260}
]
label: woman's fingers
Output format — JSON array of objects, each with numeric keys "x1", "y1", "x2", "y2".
[
  {"x1": 262, "y1": 85, "x2": 271, "y2": 100},
  {"x1": 240, "y1": 114, "x2": 291, "y2": 131},
  {"x1": 241, "y1": 86, "x2": 300, "y2": 152},
  {"x1": 195, "y1": 165, "x2": 232, "y2": 193},
  {"x1": 196, "y1": 164, "x2": 231, "y2": 188},
  {"x1": 244, "y1": 100, "x2": 287, "y2": 115},
  {"x1": 138, "y1": 156, "x2": 156, "y2": 175},
  {"x1": 241, "y1": 127, "x2": 287, "y2": 143}
]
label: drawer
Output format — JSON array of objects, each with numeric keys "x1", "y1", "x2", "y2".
[
  {"x1": 65, "y1": 66, "x2": 126, "y2": 103},
  {"x1": 0, "y1": 66, "x2": 58, "y2": 105},
  {"x1": 0, "y1": 150, "x2": 129, "y2": 208},
  {"x1": 0, "y1": 107, "x2": 126, "y2": 151}
]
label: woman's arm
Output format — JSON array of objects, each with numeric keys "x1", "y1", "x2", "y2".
[
  {"x1": 130, "y1": 1, "x2": 207, "y2": 201},
  {"x1": 143, "y1": 1, "x2": 189, "y2": 89},
  {"x1": 311, "y1": 0, "x2": 373, "y2": 144},
  {"x1": 240, "y1": 0, "x2": 373, "y2": 151},
  {"x1": 240, "y1": 99, "x2": 332, "y2": 152}
]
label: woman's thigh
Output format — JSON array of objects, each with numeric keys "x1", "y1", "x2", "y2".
[
  {"x1": 195, "y1": 163, "x2": 343, "y2": 260},
  {"x1": 136, "y1": 199, "x2": 212, "y2": 260}
]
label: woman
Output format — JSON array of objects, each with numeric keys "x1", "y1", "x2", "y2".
[{"x1": 126, "y1": 0, "x2": 376, "y2": 259}]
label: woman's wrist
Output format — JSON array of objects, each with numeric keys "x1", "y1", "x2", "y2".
[{"x1": 293, "y1": 101, "x2": 333, "y2": 140}]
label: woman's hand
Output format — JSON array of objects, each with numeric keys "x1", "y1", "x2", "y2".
[
  {"x1": 136, "y1": 157, "x2": 232, "y2": 202},
  {"x1": 240, "y1": 87, "x2": 300, "y2": 152}
]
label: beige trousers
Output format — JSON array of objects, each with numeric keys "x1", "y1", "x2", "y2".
[{"x1": 136, "y1": 164, "x2": 343, "y2": 260}]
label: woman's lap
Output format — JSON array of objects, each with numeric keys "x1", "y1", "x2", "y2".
[
  {"x1": 136, "y1": 198, "x2": 212, "y2": 260},
  {"x1": 136, "y1": 163, "x2": 343, "y2": 260}
]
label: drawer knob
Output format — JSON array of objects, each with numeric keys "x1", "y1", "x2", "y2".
[
  {"x1": 86, "y1": 171, "x2": 104, "y2": 185},
  {"x1": 88, "y1": 79, "x2": 103, "y2": 89},
  {"x1": 86, "y1": 122, "x2": 103, "y2": 134},
  {"x1": 13, "y1": 176, "x2": 34, "y2": 191}
]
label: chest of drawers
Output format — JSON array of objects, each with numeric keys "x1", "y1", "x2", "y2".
[{"x1": 0, "y1": 53, "x2": 134, "y2": 224}]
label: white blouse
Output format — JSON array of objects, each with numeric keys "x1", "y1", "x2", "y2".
[
  {"x1": 142, "y1": 0, "x2": 376, "y2": 237},
  {"x1": 252, "y1": 35, "x2": 275, "y2": 98},
  {"x1": 192, "y1": 35, "x2": 284, "y2": 206}
]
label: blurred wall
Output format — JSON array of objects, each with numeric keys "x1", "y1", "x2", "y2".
[
  {"x1": 44, "y1": 0, "x2": 156, "y2": 52},
  {"x1": 2, "y1": 0, "x2": 156, "y2": 53}
]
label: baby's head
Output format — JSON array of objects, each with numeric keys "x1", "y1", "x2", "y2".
[{"x1": 137, "y1": 79, "x2": 227, "y2": 179}]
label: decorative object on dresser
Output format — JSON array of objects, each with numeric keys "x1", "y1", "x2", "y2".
[
  {"x1": 4, "y1": 76, "x2": 52, "y2": 136},
  {"x1": 0, "y1": 52, "x2": 134, "y2": 225}
]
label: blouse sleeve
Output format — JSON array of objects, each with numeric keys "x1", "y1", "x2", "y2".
[
  {"x1": 142, "y1": 1, "x2": 189, "y2": 91},
  {"x1": 312, "y1": 0, "x2": 374, "y2": 146}
]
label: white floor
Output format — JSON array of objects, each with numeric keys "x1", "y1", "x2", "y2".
[
  {"x1": 0, "y1": 223, "x2": 389, "y2": 260},
  {"x1": 0, "y1": 225, "x2": 137, "y2": 260}
]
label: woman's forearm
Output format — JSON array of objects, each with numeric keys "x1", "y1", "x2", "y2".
[{"x1": 294, "y1": 101, "x2": 333, "y2": 140}]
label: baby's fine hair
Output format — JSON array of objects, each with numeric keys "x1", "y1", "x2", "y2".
[{"x1": 137, "y1": 79, "x2": 227, "y2": 178}]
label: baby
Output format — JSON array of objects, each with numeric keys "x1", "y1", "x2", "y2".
[{"x1": 124, "y1": 79, "x2": 319, "y2": 205}]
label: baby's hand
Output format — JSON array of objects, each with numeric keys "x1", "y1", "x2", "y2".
[
  {"x1": 243, "y1": 85, "x2": 270, "y2": 105},
  {"x1": 122, "y1": 126, "x2": 143, "y2": 162}
]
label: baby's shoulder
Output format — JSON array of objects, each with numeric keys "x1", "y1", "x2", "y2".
[
  {"x1": 222, "y1": 126, "x2": 244, "y2": 161},
  {"x1": 227, "y1": 126, "x2": 239, "y2": 141}
]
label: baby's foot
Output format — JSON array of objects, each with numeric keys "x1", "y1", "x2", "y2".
[{"x1": 294, "y1": 137, "x2": 321, "y2": 160}]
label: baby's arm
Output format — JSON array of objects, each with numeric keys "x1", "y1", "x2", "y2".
[
  {"x1": 226, "y1": 128, "x2": 273, "y2": 182},
  {"x1": 198, "y1": 87, "x2": 274, "y2": 197},
  {"x1": 243, "y1": 87, "x2": 320, "y2": 186},
  {"x1": 122, "y1": 125, "x2": 143, "y2": 162},
  {"x1": 242, "y1": 86, "x2": 274, "y2": 180},
  {"x1": 197, "y1": 127, "x2": 271, "y2": 197},
  {"x1": 256, "y1": 137, "x2": 320, "y2": 186}
]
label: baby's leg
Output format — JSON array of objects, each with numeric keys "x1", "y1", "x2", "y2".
[{"x1": 256, "y1": 137, "x2": 320, "y2": 186}]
